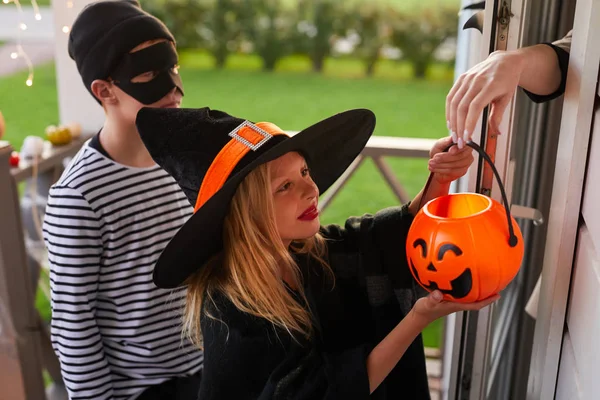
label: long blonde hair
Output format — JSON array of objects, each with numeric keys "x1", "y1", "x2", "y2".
[{"x1": 183, "y1": 162, "x2": 333, "y2": 348}]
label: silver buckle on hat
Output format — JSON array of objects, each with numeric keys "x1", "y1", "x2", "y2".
[{"x1": 228, "y1": 121, "x2": 273, "y2": 151}]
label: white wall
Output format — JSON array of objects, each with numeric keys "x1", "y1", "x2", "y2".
[
  {"x1": 555, "y1": 93, "x2": 600, "y2": 400},
  {"x1": 579, "y1": 87, "x2": 600, "y2": 256},
  {"x1": 51, "y1": 0, "x2": 104, "y2": 133},
  {"x1": 527, "y1": 0, "x2": 600, "y2": 396},
  {"x1": 556, "y1": 332, "x2": 582, "y2": 399}
]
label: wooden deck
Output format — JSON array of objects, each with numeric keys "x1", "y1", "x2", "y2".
[{"x1": 426, "y1": 346, "x2": 444, "y2": 400}]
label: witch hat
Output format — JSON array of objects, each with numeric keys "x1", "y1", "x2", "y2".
[{"x1": 135, "y1": 107, "x2": 375, "y2": 288}]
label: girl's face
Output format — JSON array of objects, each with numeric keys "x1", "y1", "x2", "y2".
[{"x1": 269, "y1": 152, "x2": 320, "y2": 247}]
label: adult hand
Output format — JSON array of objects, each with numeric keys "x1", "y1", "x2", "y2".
[
  {"x1": 446, "y1": 50, "x2": 524, "y2": 147},
  {"x1": 446, "y1": 42, "x2": 564, "y2": 148}
]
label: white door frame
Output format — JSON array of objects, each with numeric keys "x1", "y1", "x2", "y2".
[
  {"x1": 527, "y1": 0, "x2": 600, "y2": 398},
  {"x1": 446, "y1": 0, "x2": 529, "y2": 398}
]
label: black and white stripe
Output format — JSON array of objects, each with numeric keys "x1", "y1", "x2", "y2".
[{"x1": 43, "y1": 144, "x2": 202, "y2": 400}]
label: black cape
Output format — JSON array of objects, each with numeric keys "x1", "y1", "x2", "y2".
[{"x1": 199, "y1": 205, "x2": 430, "y2": 399}]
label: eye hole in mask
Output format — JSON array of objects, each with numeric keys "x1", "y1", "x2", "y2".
[
  {"x1": 132, "y1": 64, "x2": 180, "y2": 84},
  {"x1": 110, "y1": 41, "x2": 185, "y2": 105}
]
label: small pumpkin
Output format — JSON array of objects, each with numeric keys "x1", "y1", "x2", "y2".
[
  {"x1": 407, "y1": 193, "x2": 524, "y2": 303},
  {"x1": 65, "y1": 122, "x2": 82, "y2": 139},
  {"x1": 406, "y1": 141, "x2": 525, "y2": 303},
  {"x1": 46, "y1": 125, "x2": 73, "y2": 146}
]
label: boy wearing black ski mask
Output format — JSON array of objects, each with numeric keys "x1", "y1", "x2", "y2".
[{"x1": 43, "y1": 1, "x2": 203, "y2": 399}]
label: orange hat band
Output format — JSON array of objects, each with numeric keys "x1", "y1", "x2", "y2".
[{"x1": 194, "y1": 121, "x2": 287, "y2": 212}]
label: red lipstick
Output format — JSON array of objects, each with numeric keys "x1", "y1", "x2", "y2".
[{"x1": 298, "y1": 205, "x2": 319, "y2": 221}]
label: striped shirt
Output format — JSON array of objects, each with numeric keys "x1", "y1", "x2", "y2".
[{"x1": 43, "y1": 143, "x2": 203, "y2": 400}]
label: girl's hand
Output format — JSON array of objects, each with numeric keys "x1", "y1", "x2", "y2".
[
  {"x1": 428, "y1": 136, "x2": 474, "y2": 184},
  {"x1": 410, "y1": 290, "x2": 500, "y2": 328}
]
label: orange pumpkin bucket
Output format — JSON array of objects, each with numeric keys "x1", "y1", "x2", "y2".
[{"x1": 407, "y1": 142, "x2": 524, "y2": 303}]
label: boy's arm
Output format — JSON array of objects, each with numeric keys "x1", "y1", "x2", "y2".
[{"x1": 43, "y1": 186, "x2": 114, "y2": 400}]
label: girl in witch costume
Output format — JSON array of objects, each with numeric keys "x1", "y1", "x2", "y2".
[{"x1": 135, "y1": 107, "x2": 499, "y2": 399}]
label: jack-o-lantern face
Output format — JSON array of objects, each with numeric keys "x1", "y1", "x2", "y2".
[
  {"x1": 409, "y1": 239, "x2": 473, "y2": 300},
  {"x1": 406, "y1": 193, "x2": 525, "y2": 303}
]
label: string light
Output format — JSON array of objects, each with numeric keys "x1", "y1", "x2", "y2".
[
  {"x1": 3, "y1": 0, "x2": 69, "y2": 86},
  {"x1": 3, "y1": 0, "x2": 38, "y2": 86},
  {"x1": 13, "y1": 44, "x2": 35, "y2": 87},
  {"x1": 31, "y1": 0, "x2": 41, "y2": 21},
  {"x1": 55, "y1": 2, "x2": 74, "y2": 34},
  {"x1": 63, "y1": 0, "x2": 74, "y2": 33}
]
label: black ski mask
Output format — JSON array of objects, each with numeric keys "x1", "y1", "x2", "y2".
[
  {"x1": 68, "y1": 0, "x2": 181, "y2": 105},
  {"x1": 111, "y1": 41, "x2": 184, "y2": 105}
]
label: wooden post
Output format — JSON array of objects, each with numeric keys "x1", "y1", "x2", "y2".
[{"x1": 0, "y1": 144, "x2": 46, "y2": 400}]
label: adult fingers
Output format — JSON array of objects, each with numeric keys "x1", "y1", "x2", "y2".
[
  {"x1": 447, "y1": 74, "x2": 474, "y2": 142},
  {"x1": 487, "y1": 94, "x2": 512, "y2": 135},
  {"x1": 455, "y1": 80, "x2": 491, "y2": 145},
  {"x1": 446, "y1": 74, "x2": 467, "y2": 128}
]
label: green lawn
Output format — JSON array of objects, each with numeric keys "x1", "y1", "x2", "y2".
[{"x1": 0, "y1": 51, "x2": 450, "y2": 348}]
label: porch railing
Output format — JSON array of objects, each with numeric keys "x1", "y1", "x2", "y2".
[{"x1": 0, "y1": 134, "x2": 443, "y2": 399}]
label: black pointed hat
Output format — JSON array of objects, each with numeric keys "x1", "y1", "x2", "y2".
[{"x1": 135, "y1": 107, "x2": 375, "y2": 288}]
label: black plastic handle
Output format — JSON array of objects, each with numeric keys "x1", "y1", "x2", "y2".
[{"x1": 418, "y1": 140, "x2": 518, "y2": 248}]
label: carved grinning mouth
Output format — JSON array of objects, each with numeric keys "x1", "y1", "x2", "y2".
[{"x1": 410, "y1": 259, "x2": 473, "y2": 299}]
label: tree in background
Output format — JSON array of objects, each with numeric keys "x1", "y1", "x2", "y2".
[
  {"x1": 390, "y1": 6, "x2": 458, "y2": 79},
  {"x1": 202, "y1": 0, "x2": 246, "y2": 68},
  {"x1": 143, "y1": 0, "x2": 244, "y2": 68},
  {"x1": 350, "y1": 3, "x2": 394, "y2": 77},
  {"x1": 142, "y1": 0, "x2": 460, "y2": 77},
  {"x1": 239, "y1": 0, "x2": 297, "y2": 71},
  {"x1": 293, "y1": 0, "x2": 350, "y2": 73},
  {"x1": 142, "y1": 0, "x2": 208, "y2": 49}
]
